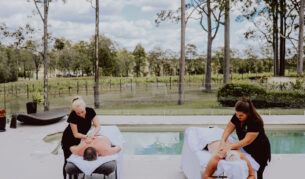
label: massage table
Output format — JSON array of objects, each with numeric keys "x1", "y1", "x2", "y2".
[
  {"x1": 65, "y1": 126, "x2": 124, "y2": 179},
  {"x1": 181, "y1": 127, "x2": 260, "y2": 179}
]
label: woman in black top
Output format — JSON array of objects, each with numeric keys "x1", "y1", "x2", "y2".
[
  {"x1": 218, "y1": 98, "x2": 271, "y2": 179},
  {"x1": 61, "y1": 96, "x2": 101, "y2": 179}
]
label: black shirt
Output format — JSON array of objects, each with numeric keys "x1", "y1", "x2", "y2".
[
  {"x1": 61, "y1": 107, "x2": 96, "y2": 150},
  {"x1": 230, "y1": 114, "x2": 271, "y2": 165}
]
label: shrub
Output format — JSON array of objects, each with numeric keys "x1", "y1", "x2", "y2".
[
  {"x1": 217, "y1": 83, "x2": 267, "y2": 108},
  {"x1": 217, "y1": 82, "x2": 305, "y2": 108},
  {"x1": 266, "y1": 91, "x2": 305, "y2": 108}
]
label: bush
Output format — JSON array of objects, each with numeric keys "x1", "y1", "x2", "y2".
[
  {"x1": 217, "y1": 82, "x2": 305, "y2": 108},
  {"x1": 266, "y1": 91, "x2": 305, "y2": 108},
  {"x1": 217, "y1": 83, "x2": 267, "y2": 108}
]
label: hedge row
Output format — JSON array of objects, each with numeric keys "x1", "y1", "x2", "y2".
[{"x1": 217, "y1": 83, "x2": 305, "y2": 108}]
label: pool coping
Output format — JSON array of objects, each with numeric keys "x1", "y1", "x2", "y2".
[{"x1": 98, "y1": 115, "x2": 305, "y2": 131}]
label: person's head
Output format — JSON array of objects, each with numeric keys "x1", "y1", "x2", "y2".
[
  {"x1": 83, "y1": 147, "x2": 97, "y2": 161},
  {"x1": 71, "y1": 96, "x2": 86, "y2": 118},
  {"x1": 235, "y1": 97, "x2": 264, "y2": 126}
]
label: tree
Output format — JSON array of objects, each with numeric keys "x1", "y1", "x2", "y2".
[
  {"x1": 189, "y1": 0, "x2": 224, "y2": 92},
  {"x1": 297, "y1": 0, "x2": 304, "y2": 75},
  {"x1": 86, "y1": 0, "x2": 101, "y2": 107},
  {"x1": 24, "y1": 40, "x2": 42, "y2": 80},
  {"x1": 238, "y1": 0, "x2": 298, "y2": 77},
  {"x1": 115, "y1": 48, "x2": 135, "y2": 77},
  {"x1": 31, "y1": 0, "x2": 66, "y2": 111},
  {"x1": 223, "y1": 0, "x2": 230, "y2": 83},
  {"x1": 133, "y1": 44, "x2": 146, "y2": 77},
  {"x1": 93, "y1": 0, "x2": 100, "y2": 108}
]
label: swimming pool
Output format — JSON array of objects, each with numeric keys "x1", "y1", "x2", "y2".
[{"x1": 44, "y1": 130, "x2": 305, "y2": 155}]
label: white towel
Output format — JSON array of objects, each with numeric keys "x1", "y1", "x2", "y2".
[{"x1": 67, "y1": 126, "x2": 125, "y2": 176}]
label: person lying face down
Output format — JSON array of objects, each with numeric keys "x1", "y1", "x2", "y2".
[
  {"x1": 70, "y1": 135, "x2": 121, "y2": 160},
  {"x1": 203, "y1": 140, "x2": 256, "y2": 179}
]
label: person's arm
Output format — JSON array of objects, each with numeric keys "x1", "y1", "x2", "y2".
[
  {"x1": 88, "y1": 116, "x2": 101, "y2": 138},
  {"x1": 70, "y1": 141, "x2": 87, "y2": 156},
  {"x1": 219, "y1": 121, "x2": 235, "y2": 148},
  {"x1": 228, "y1": 132, "x2": 259, "y2": 150},
  {"x1": 101, "y1": 146, "x2": 121, "y2": 156},
  {"x1": 70, "y1": 123, "x2": 88, "y2": 139}
]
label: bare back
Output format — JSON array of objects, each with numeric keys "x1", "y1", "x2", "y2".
[{"x1": 70, "y1": 136, "x2": 120, "y2": 157}]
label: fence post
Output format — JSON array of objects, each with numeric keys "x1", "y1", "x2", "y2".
[
  {"x1": 27, "y1": 84, "x2": 29, "y2": 99},
  {"x1": 170, "y1": 76, "x2": 172, "y2": 90},
  {"x1": 15, "y1": 85, "x2": 17, "y2": 96},
  {"x1": 109, "y1": 79, "x2": 111, "y2": 89},
  {"x1": 156, "y1": 78, "x2": 158, "y2": 88},
  {"x1": 4, "y1": 85, "x2": 6, "y2": 110},
  {"x1": 131, "y1": 79, "x2": 133, "y2": 92},
  {"x1": 85, "y1": 81, "x2": 88, "y2": 96},
  {"x1": 77, "y1": 81, "x2": 79, "y2": 94},
  {"x1": 120, "y1": 78, "x2": 122, "y2": 92}
]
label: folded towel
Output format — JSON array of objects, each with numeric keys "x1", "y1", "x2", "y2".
[{"x1": 67, "y1": 126, "x2": 124, "y2": 176}]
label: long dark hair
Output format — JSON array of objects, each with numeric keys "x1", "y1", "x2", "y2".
[{"x1": 235, "y1": 97, "x2": 264, "y2": 126}]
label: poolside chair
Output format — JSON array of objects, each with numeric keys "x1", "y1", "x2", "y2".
[
  {"x1": 181, "y1": 127, "x2": 259, "y2": 179},
  {"x1": 10, "y1": 108, "x2": 69, "y2": 128},
  {"x1": 66, "y1": 126, "x2": 124, "y2": 179}
]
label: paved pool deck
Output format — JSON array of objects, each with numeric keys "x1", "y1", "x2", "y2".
[{"x1": 0, "y1": 115, "x2": 304, "y2": 179}]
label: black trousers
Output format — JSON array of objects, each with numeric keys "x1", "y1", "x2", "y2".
[
  {"x1": 63, "y1": 146, "x2": 72, "y2": 179},
  {"x1": 257, "y1": 163, "x2": 267, "y2": 179}
]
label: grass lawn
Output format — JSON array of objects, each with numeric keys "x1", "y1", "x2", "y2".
[{"x1": 1, "y1": 74, "x2": 305, "y2": 116}]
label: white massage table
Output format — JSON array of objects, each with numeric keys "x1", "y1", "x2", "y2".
[
  {"x1": 181, "y1": 127, "x2": 259, "y2": 179},
  {"x1": 67, "y1": 126, "x2": 124, "y2": 179}
]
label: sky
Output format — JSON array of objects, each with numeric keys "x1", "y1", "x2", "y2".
[{"x1": 0, "y1": 0, "x2": 264, "y2": 55}]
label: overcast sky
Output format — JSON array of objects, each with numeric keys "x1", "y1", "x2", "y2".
[{"x1": 0, "y1": 0, "x2": 262, "y2": 55}]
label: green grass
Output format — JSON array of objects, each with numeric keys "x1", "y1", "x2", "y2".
[{"x1": 1, "y1": 74, "x2": 305, "y2": 116}]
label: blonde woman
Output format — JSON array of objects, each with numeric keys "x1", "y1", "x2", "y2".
[{"x1": 61, "y1": 96, "x2": 101, "y2": 179}]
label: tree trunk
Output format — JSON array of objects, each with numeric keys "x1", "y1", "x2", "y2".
[
  {"x1": 205, "y1": 0, "x2": 212, "y2": 92},
  {"x1": 279, "y1": 0, "x2": 286, "y2": 76},
  {"x1": 94, "y1": 0, "x2": 100, "y2": 108},
  {"x1": 298, "y1": 0, "x2": 304, "y2": 75},
  {"x1": 178, "y1": 0, "x2": 185, "y2": 105},
  {"x1": 43, "y1": 0, "x2": 49, "y2": 111},
  {"x1": 273, "y1": 1, "x2": 279, "y2": 76},
  {"x1": 36, "y1": 68, "x2": 39, "y2": 80},
  {"x1": 223, "y1": 0, "x2": 230, "y2": 83}
]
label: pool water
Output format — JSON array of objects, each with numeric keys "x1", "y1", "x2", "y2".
[{"x1": 44, "y1": 130, "x2": 305, "y2": 155}]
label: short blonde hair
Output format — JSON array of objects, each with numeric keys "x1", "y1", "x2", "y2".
[{"x1": 71, "y1": 96, "x2": 86, "y2": 112}]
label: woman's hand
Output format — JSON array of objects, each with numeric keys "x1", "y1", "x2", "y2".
[
  {"x1": 85, "y1": 134, "x2": 95, "y2": 144},
  {"x1": 217, "y1": 143, "x2": 232, "y2": 158}
]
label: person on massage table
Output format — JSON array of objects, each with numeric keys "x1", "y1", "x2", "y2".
[
  {"x1": 203, "y1": 140, "x2": 256, "y2": 179},
  {"x1": 70, "y1": 135, "x2": 121, "y2": 160}
]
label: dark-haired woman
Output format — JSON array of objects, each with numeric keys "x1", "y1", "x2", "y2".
[{"x1": 219, "y1": 98, "x2": 271, "y2": 179}]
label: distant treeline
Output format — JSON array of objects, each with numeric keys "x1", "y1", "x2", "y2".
[{"x1": 0, "y1": 35, "x2": 304, "y2": 83}]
